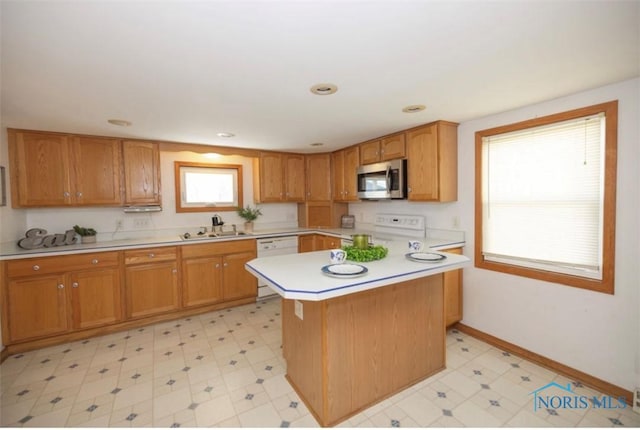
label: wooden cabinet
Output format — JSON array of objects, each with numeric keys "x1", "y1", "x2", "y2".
[
  {"x1": 332, "y1": 146, "x2": 359, "y2": 202},
  {"x1": 443, "y1": 247, "x2": 463, "y2": 326},
  {"x1": 3, "y1": 252, "x2": 122, "y2": 343},
  {"x1": 316, "y1": 234, "x2": 341, "y2": 250},
  {"x1": 359, "y1": 133, "x2": 406, "y2": 165},
  {"x1": 406, "y1": 121, "x2": 458, "y2": 202},
  {"x1": 305, "y1": 154, "x2": 332, "y2": 201},
  {"x1": 298, "y1": 234, "x2": 317, "y2": 253},
  {"x1": 8, "y1": 130, "x2": 122, "y2": 207},
  {"x1": 298, "y1": 201, "x2": 348, "y2": 229},
  {"x1": 254, "y1": 152, "x2": 305, "y2": 202},
  {"x1": 181, "y1": 240, "x2": 257, "y2": 307},
  {"x1": 124, "y1": 247, "x2": 179, "y2": 319},
  {"x1": 122, "y1": 140, "x2": 161, "y2": 205}
]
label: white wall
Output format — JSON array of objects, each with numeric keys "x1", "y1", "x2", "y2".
[
  {"x1": 352, "y1": 78, "x2": 639, "y2": 391},
  {"x1": 0, "y1": 129, "x2": 27, "y2": 242}
]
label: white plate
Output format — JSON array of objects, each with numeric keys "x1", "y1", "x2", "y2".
[
  {"x1": 405, "y1": 252, "x2": 447, "y2": 263},
  {"x1": 321, "y1": 264, "x2": 368, "y2": 278}
]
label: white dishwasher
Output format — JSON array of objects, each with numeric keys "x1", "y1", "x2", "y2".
[{"x1": 256, "y1": 236, "x2": 299, "y2": 299}]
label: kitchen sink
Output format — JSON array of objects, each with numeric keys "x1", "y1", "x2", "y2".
[{"x1": 179, "y1": 231, "x2": 249, "y2": 240}]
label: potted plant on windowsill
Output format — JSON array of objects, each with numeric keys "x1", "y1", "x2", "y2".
[
  {"x1": 73, "y1": 225, "x2": 97, "y2": 244},
  {"x1": 236, "y1": 205, "x2": 262, "y2": 233}
]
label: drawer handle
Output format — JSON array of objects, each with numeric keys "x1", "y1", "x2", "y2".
[
  {"x1": 32, "y1": 264, "x2": 40, "y2": 271},
  {"x1": 149, "y1": 253, "x2": 155, "y2": 258},
  {"x1": 91, "y1": 259, "x2": 99, "y2": 264},
  {"x1": 72, "y1": 282, "x2": 79, "y2": 288},
  {"x1": 57, "y1": 284, "x2": 64, "y2": 289}
]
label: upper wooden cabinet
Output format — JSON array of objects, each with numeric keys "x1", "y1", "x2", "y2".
[
  {"x1": 254, "y1": 152, "x2": 306, "y2": 203},
  {"x1": 332, "y1": 146, "x2": 359, "y2": 202},
  {"x1": 359, "y1": 133, "x2": 406, "y2": 165},
  {"x1": 122, "y1": 140, "x2": 161, "y2": 206},
  {"x1": 8, "y1": 130, "x2": 122, "y2": 207},
  {"x1": 406, "y1": 121, "x2": 458, "y2": 202},
  {"x1": 305, "y1": 154, "x2": 332, "y2": 201}
]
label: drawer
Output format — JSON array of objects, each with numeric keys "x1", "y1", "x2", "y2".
[
  {"x1": 7, "y1": 251, "x2": 119, "y2": 277},
  {"x1": 182, "y1": 239, "x2": 256, "y2": 259},
  {"x1": 124, "y1": 246, "x2": 177, "y2": 265}
]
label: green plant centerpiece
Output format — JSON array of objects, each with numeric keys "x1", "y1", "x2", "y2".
[
  {"x1": 236, "y1": 205, "x2": 262, "y2": 233},
  {"x1": 73, "y1": 225, "x2": 97, "y2": 244},
  {"x1": 342, "y1": 244, "x2": 389, "y2": 262}
]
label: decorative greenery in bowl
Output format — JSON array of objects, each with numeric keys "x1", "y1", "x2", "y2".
[
  {"x1": 342, "y1": 245, "x2": 389, "y2": 262},
  {"x1": 73, "y1": 225, "x2": 97, "y2": 236},
  {"x1": 236, "y1": 205, "x2": 262, "y2": 222}
]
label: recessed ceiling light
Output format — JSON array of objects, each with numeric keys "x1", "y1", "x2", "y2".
[
  {"x1": 402, "y1": 105, "x2": 426, "y2": 113},
  {"x1": 217, "y1": 132, "x2": 235, "y2": 138},
  {"x1": 310, "y1": 142, "x2": 324, "y2": 147},
  {"x1": 310, "y1": 83, "x2": 338, "y2": 95},
  {"x1": 107, "y1": 119, "x2": 132, "y2": 126}
]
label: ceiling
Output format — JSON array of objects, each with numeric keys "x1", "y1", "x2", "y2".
[{"x1": 2, "y1": 1, "x2": 638, "y2": 154}]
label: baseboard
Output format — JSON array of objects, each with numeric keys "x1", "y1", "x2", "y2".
[{"x1": 454, "y1": 322, "x2": 633, "y2": 406}]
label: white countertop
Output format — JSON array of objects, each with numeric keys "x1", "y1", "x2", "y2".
[
  {"x1": 0, "y1": 227, "x2": 464, "y2": 260},
  {"x1": 245, "y1": 245, "x2": 470, "y2": 301}
]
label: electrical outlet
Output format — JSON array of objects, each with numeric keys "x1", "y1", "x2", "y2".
[
  {"x1": 633, "y1": 387, "x2": 640, "y2": 414},
  {"x1": 133, "y1": 218, "x2": 150, "y2": 229},
  {"x1": 294, "y1": 300, "x2": 303, "y2": 320}
]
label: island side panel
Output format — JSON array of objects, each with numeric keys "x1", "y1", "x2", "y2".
[
  {"x1": 282, "y1": 298, "x2": 326, "y2": 421},
  {"x1": 324, "y1": 275, "x2": 445, "y2": 426}
]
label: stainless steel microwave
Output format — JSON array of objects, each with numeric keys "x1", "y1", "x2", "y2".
[{"x1": 356, "y1": 159, "x2": 407, "y2": 200}]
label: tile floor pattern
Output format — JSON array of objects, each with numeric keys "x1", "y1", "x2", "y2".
[{"x1": 1, "y1": 298, "x2": 639, "y2": 428}]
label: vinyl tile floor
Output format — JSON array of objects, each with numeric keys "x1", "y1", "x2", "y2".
[{"x1": 1, "y1": 298, "x2": 639, "y2": 428}]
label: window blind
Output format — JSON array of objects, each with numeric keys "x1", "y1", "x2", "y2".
[{"x1": 481, "y1": 113, "x2": 605, "y2": 279}]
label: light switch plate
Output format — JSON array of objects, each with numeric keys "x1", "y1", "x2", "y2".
[{"x1": 294, "y1": 300, "x2": 303, "y2": 320}]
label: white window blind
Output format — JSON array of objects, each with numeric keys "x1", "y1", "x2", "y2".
[{"x1": 481, "y1": 113, "x2": 605, "y2": 279}]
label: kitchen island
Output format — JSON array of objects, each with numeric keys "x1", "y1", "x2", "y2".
[{"x1": 246, "y1": 249, "x2": 469, "y2": 426}]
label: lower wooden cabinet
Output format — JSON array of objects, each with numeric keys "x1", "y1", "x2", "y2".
[
  {"x1": 297, "y1": 234, "x2": 341, "y2": 252},
  {"x1": 443, "y1": 247, "x2": 463, "y2": 326},
  {"x1": 181, "y1": 240, "x2": 257, "y2": 308},
  {"x1": 124, "y1": 247, "x2": 180, "y2": 319},
  {"x1": 4, "y1": 252, "x2": 122, "y2": 343},
  {"x1": 298, "y1": 234, "x2": 317, "y2": 253}
]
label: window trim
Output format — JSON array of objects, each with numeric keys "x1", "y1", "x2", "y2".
[
  {"x1": 174, "y1": 161, "x2": 243, "y2": 213},
  {"x1": 474, "y1": 100, "x2": 618, "y2": 294}
]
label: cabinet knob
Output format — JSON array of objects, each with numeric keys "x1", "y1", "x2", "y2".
[
  {"x1": 72, "y1": 282, "x2": 79, "y2": 288},
  {"x1": 77, "y1": 192, "x2": 83, "y2": 197},
  {"x1": 63, "y1": 192, "x2": 70, "y2": 198},
  {"x1": 32, "y1": 264, "x2": 40, "y2": 271},
  {"x1": 149, "y1": 253, "x2": 155, "y2": 258},
  {"x1": 91, "y1": 259, "x2": 99, "y2": 264},
  {"x1": 57, "y1": 284, "x2": 65, "y2": 289},
  {"x1": 223, "y1": 263, "x2": 228, "y2": 267},
  {"x1": 215, "y1": 263, "x2": 220, "y2": 268},
  {"x1": 172, "y1": 268, "x2": 177, "y2": 274}
]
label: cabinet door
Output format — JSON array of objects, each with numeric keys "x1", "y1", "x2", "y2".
[
  {"x1": 284, "y1": 154, "x2": 306, "y2": 202},
  {"x1": 359, "y1": 140, "x2": 380, "y2": 165},
  {"x1": 70, "y1": 268, "x2": 122, "y2": 329},
  {"x1": 406, "y1": 124, "x2": 439, "y2": 201},
  {"x1": 380, "y1": 133, "x2": 406, "y2": 161},
  {"x1": 71, "y1": 136, "x2": 122, "y2": 205},
  {"x1": 305, "y1": 154, "x2": 332, "y2": 201},
  {"x1": 343, "y1": 146, "x2": 360, "y2": 201},
  {"x1": 298, "y1": 235, "x2": 317, "y2": 253},
  {"x1": 443, "y1": 248, "x2": 463, "y2": 326},
  {"x1": 7, "y1": 275, "x2": 69, "y2": 342},
  {"x1": 222, "y1": 252, "x2": 257, "y2": 300},
  {"x1": 316, "y1": 235, "x2": 340, "y2": 250},
  {"x1": 331, "y1": 151, "x2": 345, "y2": 202},
  {"x1": 125, "y1": 262, "x2": 179, "y2": 319},
  {"x1": 122, "y1": 140, "x2": 161, "y2": 205},
  {"x1": 9, "y1": 130, "x2": 72, "y2": 207},
  {"x1": 258, "y1": 153, "x2": 284, "y2": 202},
  {"x1": 182, "y1": 256, "x2": 223, "y2": 308}
]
